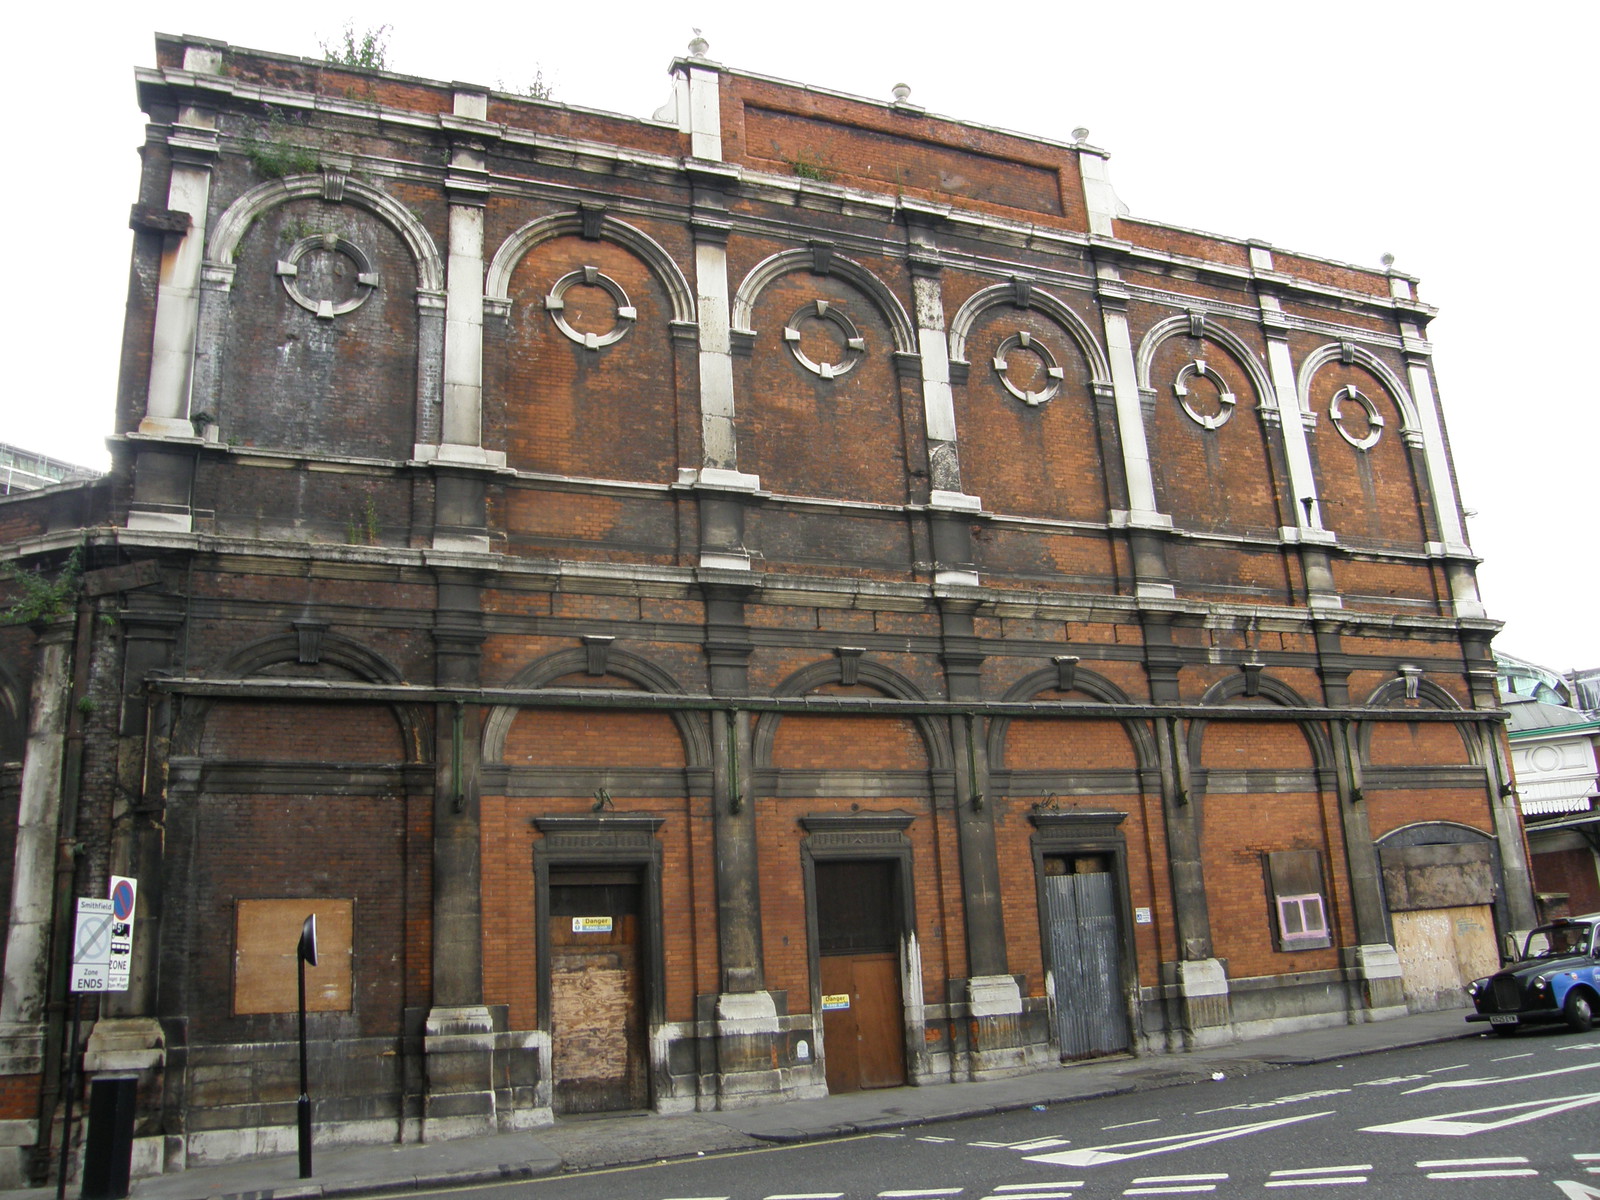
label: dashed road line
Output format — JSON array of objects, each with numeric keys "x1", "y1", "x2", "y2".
[
  {"x1": 1124, "y1": 1174, "x2": 1227, "y2": 1195},
  {"x1": 879, "y1": 1191, "x2": 965, "y2": 1198},
  {"x1": 765, "y1": 1194, "x2": 844, "y2": 1199},
  {"x1": 1104, "y1": 1119, "x2": 1162, "y2": 1130},
  {"x1": 1264, "y1": 1165, "x2": 1371, "y2": 1189},
  {"x1": 918, "y1": 1136, "x2": 956, "y2": 1143},
  {"x1": 1417, "y1": 1155, "x2": 1537, "y2": 1180},
  {"x1": 990, "y1": 1185, "x2": 1085, "y2": 1193}
]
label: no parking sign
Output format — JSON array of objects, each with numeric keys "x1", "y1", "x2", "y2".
[{"x1": 106, "y1": 876, "x2": 136, "y2": 991}]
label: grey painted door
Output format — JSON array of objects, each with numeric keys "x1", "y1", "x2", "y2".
[{"x1": 1044, "y1": 868, "x2": 1130, "y2": 1058}]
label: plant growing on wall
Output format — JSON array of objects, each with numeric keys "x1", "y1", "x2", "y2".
[
  {"x1": 0, "y1": 544, "x2": 83, "y2": 626},
  {"x1": 241, "y1": 109, "x2": 320, "y2": 179},
  {"x1": 320, "y1": 23, "x2": 391, "y2": 70}
]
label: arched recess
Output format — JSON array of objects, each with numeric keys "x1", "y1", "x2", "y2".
[
  {"x1": 731, "y1": 249, "x2": 917, "y2": 355},
  {"x1": 172, "y1": 632, "x2": 425, "y2": 762},
  {"x1": 207, "y1": 173, "x2": 445, "y2": 291},
  {"x1": 1359, "y1": 677, "x2": 1479, "y2": 767},
  {"x1": 1295, "y1": 343, "x2": 1420, "y2": 433},
  {"x1": 484, "y1": 212, "x2": 695, "y2": 325},
  {"x1": 1135, "y1": 314, "x2": 1276, "y2": 411},
  {"x1": 480, "y1": 647, "x2": 710, "y2": 769},
  {"x1": 1188, "y1": 673, "x2": 1334, "y2": 772},
  {"x1": 195, "y1": 171, "x2": 445, "y2": 458},
  {"x1": 947, "y1": 282, "x2": 1113, "y2": 391},
  {"x1": 751, "y1": 659, "x2": 951, "y2": 773},
  {"x1": 988, "y1": 665, "x2": 1158, "y2": 771}
]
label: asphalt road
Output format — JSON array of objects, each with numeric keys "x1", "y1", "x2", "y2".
[{"x1": 405, "y1": 1026, "x2": 1600, "y2": 1200}]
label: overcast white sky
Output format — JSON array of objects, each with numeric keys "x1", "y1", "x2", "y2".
[{"x1": 4, "y1": 2, "x2": 1593, "y2": 671}]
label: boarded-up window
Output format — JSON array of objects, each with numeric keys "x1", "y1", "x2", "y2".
[
  {"x1": 1265, "y1": 851, "x2": 1331, "y2": 950},
  {"x1": 1378, "y1": 842, "x2": 1495, "y2": 911},
  {"x1": 234, "y1": 899, "x2": 353, "y2": 1015}
]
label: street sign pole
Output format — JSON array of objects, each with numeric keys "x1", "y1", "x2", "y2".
[
  {"x1": 54, "y1": 994, "x2": 81, "y2": 1200},
  {"x1": 296, "y1": 914, "x2": 317, "y2": 1179}
]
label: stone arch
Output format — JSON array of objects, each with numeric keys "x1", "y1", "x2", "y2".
[
  {"x1": 484, "y1": 212, "x2": 695, "y2": 325},
  {"x1": 207, "y1": 173, "x2": 444, "y2": 292},
  {"x1": 176, "y1": 630, "x2": 424, "y2": 762},
  {"x1": 480, "y1": 647, "x2": 710, "y2": 768},
  {"x1": 731, "y1": 249, "x2": 917, "y2": 355},
  {"x1": 751, "y1": 658, "x2": 950, "y2": 771},
  {"x1": 1135, "y1": 313, "x2": 1276, "y2": 411},
  {"x1": 988, "y1": 665, "x2": 1158, "y2": 770},
  {"x1": 1295, "y1": 342, "x2": 1420, "y2": 433},
  {"x1": 1189, "y1": 673, "x2": 1333, "y2": 771},
  {"x1": 947, "y1": 282, "x2": 1113, "y2": 391},
  {"x1": 1359, "y1": 677, "x2": 1479, "y2": 766}
]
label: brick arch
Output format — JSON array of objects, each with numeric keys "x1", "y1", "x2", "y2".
[
  {"x1": 484, "y1": 211, "x2": 695, "y2": 325},
  {"x1": 172, "y1": 631, "x2": 423, "y2": 762},
  {"x1": 207, "y1": 174, "x2": 444, "y2": 291},
  {"x1": 988, "y1": 665, "x2": 1158, "y2": 770},
  {"x1": 480, "y1": 647, "x2": 710, "y2": 768},
  {"x1": 947, "y1": 282, "x2": 1112, "y2": 388},
  {"x1": 1189, "y1": 673, "x2": 1333, "y2": 771},
  {"x1": 1359, "y1": 677, "x2": 1479, "y2": 767},
  {"x1": 1135, "y1": 313, "x2": 1275, "y2": 409},
  {"x1": 731, "y1": 249, "x2": 916, "y2": 354},
  {"x1": 751, "y1": 658, "x2": 949, "y2": 772},
  {"x1": 1295, "y1": 343, "x2": 1419, "y2": 433}
]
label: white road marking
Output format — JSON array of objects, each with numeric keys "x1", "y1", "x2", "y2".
[
  {"x1": 1552, "y1": 1181, "x2": 1600, "y2": 1199},
  {"x1": 1404, "y1": 1060, "x2": 1600, "y2": 1093},
  {"x1": 1424, "y1": 1063, "x2": 1467, "y2": 1073},
  {"x1": 1364, "y1": 1090, "x2": 1600, "y2": 1135},
  {"x1": 1353, "y1": 1074, "x2": 1429, "y2": 1087},
  {"x1": 1577, "y1": 1154, "x2": 1600, "y2": 1162},
  {"x1": 879, "y1": 1192, "x2": 965, "y2": 1198},
  {"x1": 1027, "y1": 1112, "x2": 1332, "y2": 1167},
  {"x1": 1009, "y1": 1139, "x2": 1072, "y2": 1152},
  {"x1": 978, "y1": 1193, "x2": 1077, "y2": 1199},
  {"x1": 1416, "y1": 1156, "x2": 1531, "y2": 1167},
  {"x1": 1270, "y1": 1166, "x2": 1373, "y2": 1176},
  {"x1": 989, "y1": 1186, "x2": 1085, "y2": 1193},
  {"x1": 1490, "y1": 1052, "x2": 1534, "y2": 1061},
  {"x1": 766, "y1": 1194, "x2": 844, "y2": 1199},
  {"x1": 1104, "y1": 1119, "x2": 1162, "y2": 1130},
  {"x1": 1423, "y1": 1168, "x2": 1539, "y2": 1180},
  {"x1": 1196, "y1": 1088, "x2": 1348, "y2": 1115},
  {"x1": 1122, "y1": 1187, "x2": 1218, "y2": 1196},
  {"x1": 1131, "y1": 1176, "x2": 1229, "y2": 1183},
  {"x1": 919, "y1": 1136, "x2": 956, "y2": 1143}
]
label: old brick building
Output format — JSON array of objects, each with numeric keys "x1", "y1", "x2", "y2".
[{"x1": 0, "y1": 32, "x2": 1533, "y2": 1182}]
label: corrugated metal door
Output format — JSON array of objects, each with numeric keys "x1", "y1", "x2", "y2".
[{"x1": 1045, "y1": 867, "x2": 1130, "y2": 1059}]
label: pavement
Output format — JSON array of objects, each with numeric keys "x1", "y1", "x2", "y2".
[{"x1": 10, "y1": 1007, "x2": 1483, "y2": 1200}]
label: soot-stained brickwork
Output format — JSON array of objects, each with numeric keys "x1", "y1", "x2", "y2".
[{"x1": 0, "y1": 31, "x2": 1532, "y2": 1185}]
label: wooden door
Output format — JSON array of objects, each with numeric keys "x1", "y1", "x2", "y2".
[
  {"x1": 548, "y1": 870, "x2": 648, "y2": 1113},
  {"x1": 816, "y1": 860, "x2": 906, "y2": 1093}
]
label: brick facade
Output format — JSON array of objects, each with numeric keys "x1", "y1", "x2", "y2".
[{"x1": 0, "y1": 33, "x2": 1532, "y2": 1185}]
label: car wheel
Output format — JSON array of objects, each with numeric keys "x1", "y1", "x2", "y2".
[
  {"x1": 1492, "y1": 1024, "x2": 1519, "y2": 1037},
  {"x1": 1565, "y1": 990, "x2": 1595, "y2": 1033}
]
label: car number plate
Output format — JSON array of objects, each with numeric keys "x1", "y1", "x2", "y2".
[{"x1": 1489, "y1": 1014, "x2": 1519, "y2": 1025}]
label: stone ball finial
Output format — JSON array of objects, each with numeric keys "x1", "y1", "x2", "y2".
[
  {"x1": 892, "y1": 82, "x2": 912, "y2": 103},
  {"x1": 1380, "y1": 253, "x2": 1396, "y2": 269},
  {"x1": 1072, "y1": 127, "x2": 1090, "y2": 144},
  {"x1": 688, "y1": 29, "x2": 710, "y2": 58}
]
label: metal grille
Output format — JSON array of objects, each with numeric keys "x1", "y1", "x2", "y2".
[
  {"x1": 1044, "y1": 872, "x2": 1130, "y2": 1058},
  {"x1": 1491, "y1": 977, "x2": 1522, "y2": 1012}
]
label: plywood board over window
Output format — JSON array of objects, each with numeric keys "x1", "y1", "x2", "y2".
[{"x1": 234, "y1": 899, "x2": 353, "y2": 1015}]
